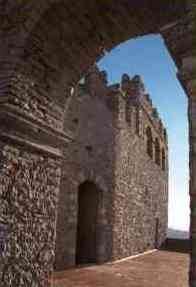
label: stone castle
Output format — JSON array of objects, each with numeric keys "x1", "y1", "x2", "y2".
[
  {"x1": 0, "y1": 3, "x2": 193, "y2": 286},
  {"x1": 54, "y1": 66, "x2": 168, "y2": 271}
]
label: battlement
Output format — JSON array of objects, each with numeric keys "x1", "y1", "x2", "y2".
[
  {"x1": 107, "y1": 73, "x2": 167, "y2": 141},
  {"x1": 77, "y1": 66, "x2": 167, "y2": 144}
]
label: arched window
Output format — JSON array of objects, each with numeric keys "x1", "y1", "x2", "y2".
[
  {"x1": 155, "y1": 138, "x2": 161, "y2": 166},
  {"x1": 162, "y1": 148, "x2": 166, "y2": 171},
  {"x1": 146, "y1": 127, "x2": 153, "y2": 158}
]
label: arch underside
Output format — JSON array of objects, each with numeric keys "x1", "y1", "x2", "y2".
[{"x1": 0, "y1": 0, "x2": 189, "y2": 88}]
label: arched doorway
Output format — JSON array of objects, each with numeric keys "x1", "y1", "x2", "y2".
[{"x1": 76, "y1": 181, "x2": 99, "y2": 265}]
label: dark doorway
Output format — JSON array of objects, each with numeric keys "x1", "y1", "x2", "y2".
[{"x1": 76, "y1": 181, "x2": 99, "y2": 265}]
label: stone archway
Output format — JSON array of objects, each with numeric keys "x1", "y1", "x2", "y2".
[{"x1": 0, "y1": 1, "x2": 194, "y2": 287}]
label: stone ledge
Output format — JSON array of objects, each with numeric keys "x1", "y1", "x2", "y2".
[
  {"x1": 0, "y1": 104, "x2": 74, "y2": 153},
  {"x1": 0, "y1": 132, "x2": 63, "y2": 158}
]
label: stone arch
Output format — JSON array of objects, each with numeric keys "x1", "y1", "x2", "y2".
[
  {"x1": 77, "y1": 170, "x2": 108, "y2": 195},
  {"x1": 0, "y1": 1, "x2": 189, "y2": 103},
  {"x1": 54, "y1": 168, "x2": 111, "y2": 271},
  {"x1": 76, "y1": 175, "x2": 112, "y2": 264}
]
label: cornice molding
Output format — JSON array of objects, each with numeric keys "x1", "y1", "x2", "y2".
[{"x1": 0, "y1": 103, "x2": 74, "y2": 157}]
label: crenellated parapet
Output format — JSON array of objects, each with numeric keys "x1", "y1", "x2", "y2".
[
  {"x1": 76, "y1": 68, "x2": 168, "y2": 173},
  {"x1": 106, "y1": 73, "x2": 167, "y2": 145},
  {"x1": 76, "y1": 68, "x2": 167, "y2": 145}
]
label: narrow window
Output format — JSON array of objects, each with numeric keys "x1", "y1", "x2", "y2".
[
  {"x1": 163, "y1": 128, "x2": 167, "y2": 141},
  {"x1": 146, "y1": 126, "x2": 153, "y2": 158},
  {"x1": 162, "y1": 148, "x2": 166, "y2": 171},
  {"x1": 155, "y1": 138, "x2": 161, "y2": 166}
]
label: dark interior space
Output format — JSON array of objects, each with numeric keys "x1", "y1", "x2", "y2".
[{"x1": 76, "y1": 181, "x2": 99, "y2": 265}]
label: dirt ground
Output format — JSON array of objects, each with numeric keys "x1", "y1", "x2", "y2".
[{"x1": 51, "y1": 250, "x2": 189, "y2": 287}]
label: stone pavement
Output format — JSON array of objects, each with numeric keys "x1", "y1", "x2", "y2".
[{"x1": 51, "y1": 250, "x2": 189, "y2": 287}]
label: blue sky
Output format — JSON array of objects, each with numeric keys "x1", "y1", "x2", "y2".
[{"x1": 98, "y1": 35, "x2": 189, "y2": 231}]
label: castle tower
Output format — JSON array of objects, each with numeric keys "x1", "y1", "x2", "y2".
[{"x1": 54, "y1": 66, "x2": 168, "y2": 270}]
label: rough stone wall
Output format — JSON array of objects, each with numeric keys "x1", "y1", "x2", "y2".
[
  {"x1": 0, "y1": 9, "x2": 72, "y2": 285},
  {"x1": 0, "y1": 142, "x2": 61, "y2": 287},
  {"x1": 55, "y1": 68, "x2": 168, "y2": 270},
  {"x1": 112, "y1": 105, "x2": 168, "y2": 259},
  {"x1": 111, "y1": 75, "x2": 168, "y2": 259}
]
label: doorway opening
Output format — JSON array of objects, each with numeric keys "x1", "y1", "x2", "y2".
[{"x1": 76, "y1": 181, "x2": 99, "y2": 265}]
